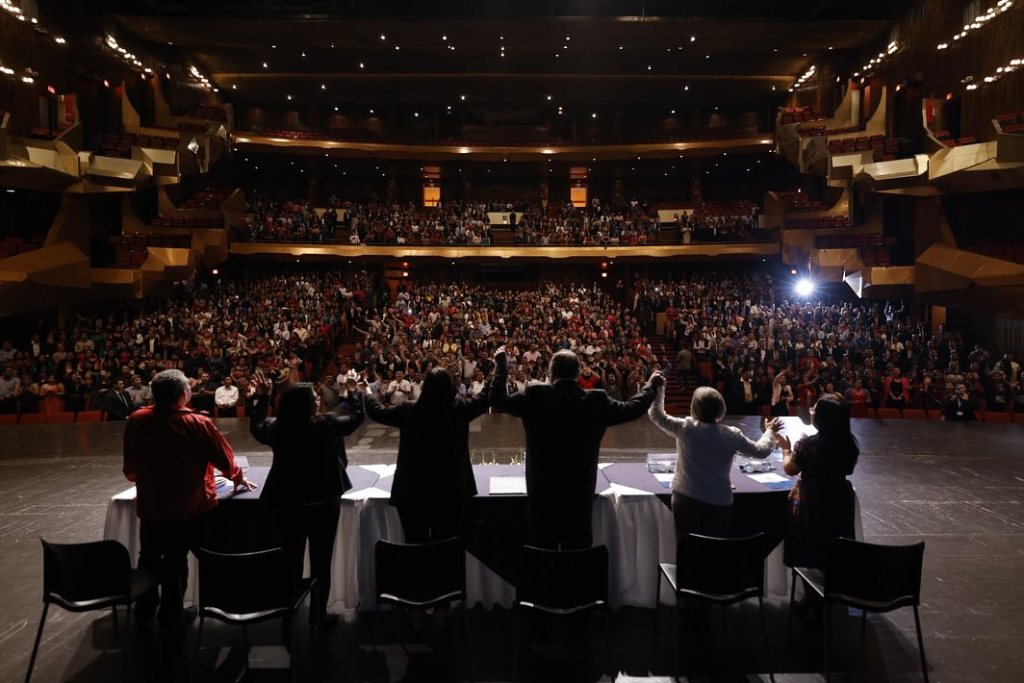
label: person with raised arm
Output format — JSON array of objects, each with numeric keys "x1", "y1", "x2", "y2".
[{"x1": 491, "y1": 346, "x2": 661, "y2": 550}]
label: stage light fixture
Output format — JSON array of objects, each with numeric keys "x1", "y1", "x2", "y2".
[{"x1": 795, "y1": 279, "x2": 815, "y2": 298}]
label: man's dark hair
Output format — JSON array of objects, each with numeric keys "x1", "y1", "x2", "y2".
[
  {"x1": 151, "y1": 369, "x2": 189, "y2": 408},
  {"x1": 549, "y1": 350, "x2": 580, "y2": 381}
]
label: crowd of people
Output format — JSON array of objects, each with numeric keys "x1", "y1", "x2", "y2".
[
  {"x1": 237, "y1": 194, "x2": 774, "y2": 247},
  {"x1": 1, "y1": 267, "x2": 1019, "y2": 426}
]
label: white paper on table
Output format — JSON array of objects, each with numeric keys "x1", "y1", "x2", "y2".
[
  {"x1": 489, "y1": 476, "x2": 528, "y2": 495},
  {"x1": 653, "y1": 473, "x2": 674, "y2": 484},
  {"x1": 598, "y1": 462, "x2": 614, "y2": 470},
  {"x1": 599, "y1": 483, "x2": 654, "y2": 498},
  {"x1": 360, "y1": 464, "x2": 397, "y2": 478},
  {"x1": 747, "y1": 472, "x2": 789, "y2": 484},
  {"x1": 112, "y1": 486, "x2": 137, "y2": 501},
  {"x1": 342, "y1": 486, "x2": 392, "y2": 500}
]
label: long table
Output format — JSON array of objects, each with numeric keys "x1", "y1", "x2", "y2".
[{"x1": 104, "y1": 457, "x2": 859, "y2": 610}]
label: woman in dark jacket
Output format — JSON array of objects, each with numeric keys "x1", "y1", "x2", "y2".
[
  {"x1": 365, "y1": 367, "x2": 489, "y2": 542},
  {"x1": 776, "y1": 394, "x2": 859, "y2": 569},
  {"x1": 250, "y1": 371, "x2": 363, "y2": 626}
]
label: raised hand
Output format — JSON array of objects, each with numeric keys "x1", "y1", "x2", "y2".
[{"x1": 649, "y1": 371, "x2": 666, "y2": 389}]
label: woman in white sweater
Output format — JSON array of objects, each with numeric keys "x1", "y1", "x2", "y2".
[{"x1": 649, "y1": 376, "x2": 781, "y2": 542}]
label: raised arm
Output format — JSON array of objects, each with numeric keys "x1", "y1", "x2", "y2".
[
  {"x1": 248, "y1": 372, "x2": 275, "y2": 445},
  {"x1": 647, "y1": 383, "x2": 687, "y2": 436},
  {"x1": 603, "y1": 371, "x2": 662, "y2": 426},
  {"x1": 323, "y1": 390, "x2": 365, "y2": 436},
  {"x1": 364, "y1": 391, "x2": 405, "y2": 428},
  {"x1": 730, "y1": 419, "x2": 778, "y2": 460},
  {"x1": 461, "y1": 378, "x2": 492, "y2": 421},
  {"x1": 488, "y1": 349, "x2": 528, "y2": 417}
]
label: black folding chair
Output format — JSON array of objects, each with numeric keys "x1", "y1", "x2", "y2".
[
  {"x1": 790, "y1": 537, "x2": 928, "y2": 682},
  {"x1": 658, "y1": 532, "x2": 774, "y2": 682},
  {"x1": 373, "y1": 537, "x2": 470, "y2": 672},
  {"x1": 26, "y1": 539, "x2": 157, "y2": 683},
  {"x1": 514, "y1": 544, "x2": 611, "y2": 680},
  {"x1": 193, "y1": 547, "x2": 316, "y2": 682}
]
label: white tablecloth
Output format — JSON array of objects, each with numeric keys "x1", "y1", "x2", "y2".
[{"x1": 103, "y1": 463, "x2": 861, "y2": 611}]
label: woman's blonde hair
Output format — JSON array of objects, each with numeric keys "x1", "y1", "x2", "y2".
[{"x1": 690, "y1": 386, "x2": 727, "y2": 423}]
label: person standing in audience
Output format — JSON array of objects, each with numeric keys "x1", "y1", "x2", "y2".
[
  {"x1": 214, "y1": 375, "x2": 240, "y2": 414},
  {"x1": 249, "y1": 371, "x2": 363, "y2": 629},
  {"x1": 491, "y1": 348, "x2": 660, "y2": 550},
  {"x1": 777, "y1": 395, "x2": 859, "y2": 569},
  {"x1": 365, "y1": 367, "x2": 490, "y2": 542},
  {"x1": 942, "y1": 382, "x2": 977, "y2": 421},
  {"x1": 103, "y1": 378, "x2": 135, "y2": 420},
  {"x1": 648, "y1": 377, "x2": 779, "y2": 542},
  {"x1": 123, "y1": 369, "x2": 255, "y2": 630},
  {"x1": 126, "y1": 374, "x2": 153, "y2": 409}
]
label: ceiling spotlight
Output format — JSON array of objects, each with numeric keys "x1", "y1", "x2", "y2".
[
  {"x1": 394, "y1": 45, "x2": 400, "y2": 50},
  {"x1": 359, "y1": 62, "x2": 365, "y2": 68},
  {"x1": 591, "y1": 112, "x2": 597, "y2": 118},
  {"x1": 286, "y1": 94, "x2": 292, "y2": 100},
  {"x1": 618, "y1": 45, "x2": 623, "y2": 50},
  {"x1": 232, "y1": 84, "x2": 237, "y2": 90},
  {"x1": 414, "y1": 112, "x2": 419, "y2": 117},
  {"x1": 301, "y1": 51, "x2": 306, "y2": 57},
  {"x1": 380, "y1": 34, "x2": 386, "y2": 41},
  {"x1": 369, "y1": 108, "x2": 374, "y2": 113},
  {"x1": 321, "y1": 83, "x2": 326, "y2": 90},
  {"x1": 684, "y1": 85, "x2": 689, "y2": 91},
  {"x1": 546, "y1": 95, "x2": 552, "y2": 100},
  {"x1": 262, "y1": 62, "x2": 268, "y2": 68},
  {"x1": 442, "y1": 35, "x2": 447, "y2": 41},
  {"x1": 460, "y1": 94, "x2": 466, "y2": 100},
  {"x1": 691, "y1": 35, "x2": 696, "y2": 42}
]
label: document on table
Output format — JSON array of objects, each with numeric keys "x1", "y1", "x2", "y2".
[
  {"x1": 746, "y1": 473, "x2": 789, "y2": 484},
  {"x1": 489, "y1": 476, "x2": 528, "y2": 495},
  {"x1": 653, "y1": 473, "x2": 674, "y2": 489}
]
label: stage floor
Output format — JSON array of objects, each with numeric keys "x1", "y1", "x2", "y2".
[{"x1": 1, "y1": 414, "x2": 1023, "y2": 682}]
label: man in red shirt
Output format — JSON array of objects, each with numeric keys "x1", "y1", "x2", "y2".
[{"x1": 123, "y1": 369, "x2": 255, "y2": 630}]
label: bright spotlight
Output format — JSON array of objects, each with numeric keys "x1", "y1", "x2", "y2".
[{"x1": 795, "y1": 279, "x2": 815, "y2": 298}]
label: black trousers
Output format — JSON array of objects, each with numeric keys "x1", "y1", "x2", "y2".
[
  {"x1": 396, "y1": 503, "x2": 462, "y2": 544},
  {"x1": 136, "y1": 517, "x2": 206, "y2": 623},
  {"x1": 271, "y1": 499, "x2": 341, "y2": 622},
  {"x1": 528, "y1": 501, "x2": 593, "y2": 551},
  {"x1": 671, "y1": 492, "x2": 732, "y2": 545}
]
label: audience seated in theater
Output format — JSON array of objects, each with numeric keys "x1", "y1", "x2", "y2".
[{"x1": 648, "y1": 378, "x2": 779, "y2": 543}]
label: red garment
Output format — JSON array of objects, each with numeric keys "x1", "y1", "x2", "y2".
[
  {"x1": 123, "y1": 406, "x2": 242, "y2": 522},
  {"x1": 578, "y1": 373, "x2": 602, "y2": 390}
]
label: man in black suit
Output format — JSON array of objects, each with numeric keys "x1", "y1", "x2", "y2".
[
  {"x1": 490, "y1": 348, "x2": 660, "y2": 550},
  {"x1": 103, "y1": 378, "x2": 135, "y2": 421}
]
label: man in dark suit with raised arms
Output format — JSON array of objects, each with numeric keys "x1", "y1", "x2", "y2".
[{"x1": 490, "y1": 347, "x2": 661, "y2": 550}]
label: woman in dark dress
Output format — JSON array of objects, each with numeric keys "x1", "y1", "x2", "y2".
[
  {"x1": 249, "y1": 372, "x2": 363, "y2": 627},
  {"x1": 777, "y1": 394, "x2": 859, "y2": 569},
  {"x1": 364, "y1": 367, "x2": 489, "y2": 543}
]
